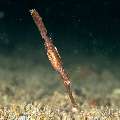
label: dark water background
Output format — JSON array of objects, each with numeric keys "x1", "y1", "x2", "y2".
[{"x1": 0, "y1": 0, "x2": 120, "y2": 57}]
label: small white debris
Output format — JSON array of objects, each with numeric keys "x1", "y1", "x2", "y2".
[
  {"x1": 72, "y1": 106, "x2": 78, "y2": 113},
  {"x1": 17, "y1": 115, "x2": 28, "y2": 120}
]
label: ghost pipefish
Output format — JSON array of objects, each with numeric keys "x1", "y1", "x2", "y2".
[{"x1": 30, "y1": 9, "x2": 78, "y2": 110}]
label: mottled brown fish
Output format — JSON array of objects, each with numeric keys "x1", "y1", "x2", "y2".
[{"x1": 30, "y1": 9, "x2": 78, "y2": 110}]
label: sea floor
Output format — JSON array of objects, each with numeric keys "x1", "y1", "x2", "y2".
[{"x1": 0, "y1": 48, "x2": 120, "y2": 119}]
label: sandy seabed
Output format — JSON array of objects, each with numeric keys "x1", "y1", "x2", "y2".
[{"x1": 0, "y1": 49, "x2": 120, "y2": 120}]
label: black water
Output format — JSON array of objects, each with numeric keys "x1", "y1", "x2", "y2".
[{"x1": 0, "y1": 0, "x2": 120, "y2": 58}]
